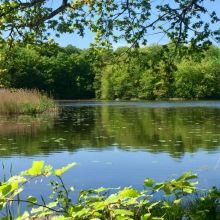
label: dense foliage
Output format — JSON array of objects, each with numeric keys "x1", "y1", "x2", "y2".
[
  {"x1": 0, "y1": 43, "x2": 220, "y2": 100},
  {"x1": 0, "y1": 0, "x2": 219, "y2": 50},
  {"x1": 100, "y1": 44, "x2": 220, "y2": 100},
  {"x1": 1, "y1": 161, "x2": 220, "y2": 219},
  {"x1": 0, "y1": 43, "x2": 95, "y2": 99}
]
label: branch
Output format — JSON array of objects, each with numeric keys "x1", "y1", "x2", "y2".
[
  {"x1": 28, "y1": 0, "x2": 70, "y2": 28},
  {"x1": 6, "y1": 199, "x2": 66, "y2": 214}
]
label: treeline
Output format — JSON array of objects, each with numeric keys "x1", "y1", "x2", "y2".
[
  {"x1": 0, "y1": 42, "x2": 220, "y2": 100},
  {"x1": 100, "y1": 44, "x2": 220, "y2": 100},
  {"x1": 0, "y1": 43, "x2": 95, "y2": 99}
]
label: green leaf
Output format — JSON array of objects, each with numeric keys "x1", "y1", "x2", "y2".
[
  {"x1": 54, "y1": 162, "x2": 76, "y2": 177},
  {"x1": 116, "y1": 216, "x2": 133, "y2": 220},
  {"x1": 174, "y1": 199, "x2": 181, "y2": 205},
  {"x1": 27, "y1": 196, "x2": 37, "y2": 203},
  {"x1": 91, "y1": 201, "x2": 106, "y2": 210},
  {"x1": 164, "y1": 185, "x2": 171, "y2": 195},
  {"x1": 51, "y1": 216, "x2": 70, "y2": 220},
  {"x1": 72, "y1": 207, "x2": 91, "y2": 218},
  {"x1": 153, "y1": 183, "x2": 164, "y2": 192},
  {"x1": 176, "y1": 172, "x2": 197, "y2": 181},
  {"x1": 44, "y1": 165, "x2": 53, "y2": 176},
  {"x1": 182, "y1": 188, "x2": 194, "y2": 194},
  {"x1": 0, "y1": 182, "x2": 19, "y2": 197},
  {"x1": 105, "y1": 194, "x2": 119, "y2": 204},
  {"x1": 93, "y1": 187, "x2": 113, "y2": 193},
  {"x1": 16, "y1": 211, "x2": 30, "y2": 220},
  {"x1": 8, "y1": 175, "x2": 27, "y2": 184},
  {"x1": 114, "y1": 209, "x2": 133, "y2": 216},
  {"x1": 27, "y1": 196, "x2": 37, "y2": 208},
  {"x1": 148, "y1": 201, "x2": 160, "y2": 211},
  {"x1": 117, "y1": 187, "x2": 140, "y2": 199},
  {"x1": 31, "y1": 201, "x2": 57, "y2": 214},
  {"x1": 144, "y1": 178, "x2": 154, "y2": 187},
  {"x1": 1, "y1": 184, "x2": 12, "y2": 197},
  {"x1": 21, "y1": 161, "x2": 44, "y2": 176},
  {"x1": 141, "y1": 213, "x2": 151, "y2": 220},
  {"x1": 163, "y1": 201, "x2": 171, "y2": 208}
]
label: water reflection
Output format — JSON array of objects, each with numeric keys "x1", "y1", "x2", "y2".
[
  {"x1": 0, "y1": 101, "x2": 220, "y2": 158},
  {"x1": 0, "y1": 114, "x2": 56, "y2": 156}
]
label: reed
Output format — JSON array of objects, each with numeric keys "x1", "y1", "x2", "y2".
[{"x1": 0, "y1": 89, "x2": 57, "y2": 114}]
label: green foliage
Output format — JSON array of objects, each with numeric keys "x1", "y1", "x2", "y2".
[
  {"x1": 1, "y1": 161, "x2": 220, "y2": 219},
  {"x1": 0, "y1": 43, "x2": 95, "y2": 99},
  {"x1": 1, "y1": 43, "x2": 220, "y2": 100},
  {"x1": 100, "y1": 45, "x2": 220, "y2": 100},
  {"x1": 174, "y1": 55, "x2": 220, "y2": 99},
  {"x1": 0, "y1": 0, "x2": 219, "y2": 51},
  {"x1": 54, "y1": 163, "x2": 76, "y2": 177}
]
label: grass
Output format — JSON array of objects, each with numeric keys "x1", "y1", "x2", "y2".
[{"x1": 0, "y1": 89, "x2": 57, "y2": 114}]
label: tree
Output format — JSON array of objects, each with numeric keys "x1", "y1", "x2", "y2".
[{"x1": 0, "y1": 0, "x2": 219, "y2": 48}]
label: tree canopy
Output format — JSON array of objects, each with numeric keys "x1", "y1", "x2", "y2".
[{"x1": 0, "y1": 0, "x2": 219, "y2": 47}]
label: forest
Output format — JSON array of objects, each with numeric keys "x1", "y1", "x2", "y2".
[{"x1": 0, "y1": 42, "x2": 220, "y2": 100}]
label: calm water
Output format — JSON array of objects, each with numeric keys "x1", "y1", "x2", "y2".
[{"x1": 1, "y1": 101, "x2": 220, "y2": 197}]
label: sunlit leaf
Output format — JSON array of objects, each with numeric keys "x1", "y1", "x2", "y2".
[
  {"x1": 54, "y1": 162, "x2": 76, "y2": 177},
  {"x1": 21, "y1": 161, "x2": 44, "y2": 176},
  {"x1": 144, "y1": 178, "x2": 154, "y2": 187}
]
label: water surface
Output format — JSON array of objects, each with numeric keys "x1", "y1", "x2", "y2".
[{"x1": 1, "y1": 101, "x2": 220, "y2": 196}]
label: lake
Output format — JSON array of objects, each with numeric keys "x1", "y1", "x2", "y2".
[{"x1": 1, "y1": 100, "x2": 220, "y2": 198}]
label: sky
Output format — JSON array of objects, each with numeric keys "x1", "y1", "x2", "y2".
[{"x1": 50, "y1": 0, "x2": 220, "y2": 49}]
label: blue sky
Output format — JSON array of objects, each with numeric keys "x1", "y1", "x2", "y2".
[{"x1": 51, "y1": 0, "x2": 220, "y2": 48}]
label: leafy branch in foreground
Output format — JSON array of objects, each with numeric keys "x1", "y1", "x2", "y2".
[
  {"x1": 0, "y1": 0, "x2": 219, "y2": 48},
  {"x1": 0, "y1": 161, "x2": 220, "y2": 219}
]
